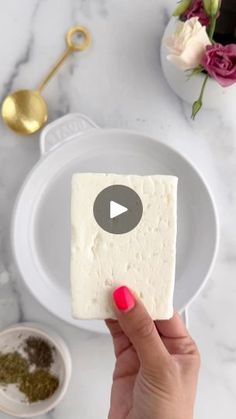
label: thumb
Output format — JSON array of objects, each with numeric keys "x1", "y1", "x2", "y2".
[{"x1": 113, "y1": 286, "x2": 169, "y2": 369}]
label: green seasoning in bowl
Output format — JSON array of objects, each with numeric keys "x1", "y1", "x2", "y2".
[
  {"x1": 0, "y1": 336, "x2": 59, "y2": 403},
  {"x1": 0, "y1": 352, "x2": 28, "y2": 384},
  {"x1": 19, "y1": 369, "x2": 59, "y2": 403}
]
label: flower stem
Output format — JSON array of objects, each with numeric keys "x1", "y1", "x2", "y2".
[
  {"x1": 208, "y1": 15, "x2": 217, "y2": 41},
  {"x1": 191, "y1": 7, "x2": 218, "y2": 119},
  {"x1": 191, "y1": 74, "x2": 209, "y2": 119},
  {"x1": 199, "y1": 74, "x2": 209, "y2": 101}
]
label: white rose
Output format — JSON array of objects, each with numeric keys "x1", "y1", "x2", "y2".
[{"x1": 165, "y1": 17, "x2": 211, "y2": 70}]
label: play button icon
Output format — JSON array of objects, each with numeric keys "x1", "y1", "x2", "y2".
[
  {"x1": 93, "y1": 185, "x2": 143, "y2": 234},
  {"x1": 110, "y1": 201, "x2": 128, "y2": 219}
]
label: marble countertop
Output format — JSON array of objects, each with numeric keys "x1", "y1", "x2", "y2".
[{"x1": 0, "y1": 0, "x2": 235, "y2": 418}]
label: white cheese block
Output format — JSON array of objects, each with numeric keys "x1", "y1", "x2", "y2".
[{"x1": 71, "y1": 173, "x2": 178, "y2": 320}]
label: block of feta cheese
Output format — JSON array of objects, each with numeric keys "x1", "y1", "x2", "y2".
[{"x1": 71, "y1": 173, "x2": 178, "y2": 320}]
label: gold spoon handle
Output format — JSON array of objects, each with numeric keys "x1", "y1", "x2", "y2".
[
  {"x1": 37, "y1": 26, "x2": 91, "y2": 93},
  {"x1": 37, "y1": 48, "x2": 71, "y2": 93}
]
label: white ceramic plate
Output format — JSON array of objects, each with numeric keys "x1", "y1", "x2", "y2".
[{"x1": 12, "y1": 114, "x2": 219, "y2": 333}]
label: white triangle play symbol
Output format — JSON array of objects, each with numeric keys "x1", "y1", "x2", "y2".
[{"x1": 110, "y1": 201, "x2": 128, "y2": 219}]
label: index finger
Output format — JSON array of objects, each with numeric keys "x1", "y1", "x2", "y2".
[
  {"x1": 155, "y1": 311, "x2": 199, "y2": 356},
  {"x1": 155, "y1": 311, "x2": 189, "y2": 338}
]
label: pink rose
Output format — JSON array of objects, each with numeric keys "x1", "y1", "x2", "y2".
[
  {"x1": 202, "y1": 44, "x2": 236, "y2": 87},
  {"x1": 183, "y1": 0, "x2": 209, "y2": 26}
]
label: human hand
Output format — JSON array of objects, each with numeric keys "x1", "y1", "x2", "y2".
[{"x1": 106, "y1": 286, "x2": 200, "y2": 419}]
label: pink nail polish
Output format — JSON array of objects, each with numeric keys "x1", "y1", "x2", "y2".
[{"x1": 113, "y1": 286, "x2": 135, "y2": 312}]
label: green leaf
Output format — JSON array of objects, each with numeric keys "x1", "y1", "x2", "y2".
[
  {"x1": 172, "y1": 0, "x2": 192, "y2": 17},
  {"x1": 191, "y1": 100, "x2": 202, "y2": 119}
]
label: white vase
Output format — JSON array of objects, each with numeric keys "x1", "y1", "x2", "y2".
[{"x1": 160, "y1": 17, "x2": 236, "y2": 109}]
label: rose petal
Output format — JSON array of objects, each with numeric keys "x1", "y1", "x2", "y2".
[
  {"x1": 202, "y1": 44, "x2": 236, "y2": 87},
  {"x1": 165, "y1": 17, "x2": 211, "y2": 70}
]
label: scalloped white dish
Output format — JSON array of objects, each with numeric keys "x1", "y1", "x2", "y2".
[{"x1": 12, "y1": 114, "x2": 219, "y2": 333}]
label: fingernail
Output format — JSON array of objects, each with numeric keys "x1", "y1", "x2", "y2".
[{"x1": 113, "y1": 286, "x2": 135, "y2": 312}]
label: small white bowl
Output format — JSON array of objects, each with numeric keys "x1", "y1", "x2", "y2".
[{"x1": 0, "y1": 323, "x2": 72, "y2": 417}]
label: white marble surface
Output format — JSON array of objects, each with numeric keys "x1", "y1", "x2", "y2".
[{"x1": 0, "y1": 0, "x2": 236, "y2": 418}]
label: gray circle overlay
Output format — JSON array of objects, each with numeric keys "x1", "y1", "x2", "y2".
[{"x1": 93, "y1": 184, "x2": 143, "y2": 234}]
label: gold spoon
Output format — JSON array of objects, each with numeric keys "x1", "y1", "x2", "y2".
[{"x1": 1, "y1": 26, "x2": 91, "y2": 135}]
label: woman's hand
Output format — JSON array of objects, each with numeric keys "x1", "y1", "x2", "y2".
[{"x1": 106, "y1": 286, "x2": 200, "y2": 419}]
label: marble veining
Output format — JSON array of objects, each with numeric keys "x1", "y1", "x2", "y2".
[{"x1": 0, "y1": 0, "x2": 235, "y2": 418}]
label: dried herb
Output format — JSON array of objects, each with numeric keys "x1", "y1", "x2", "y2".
[
  {"x1": 0, "y1": 352, "x2": 28, "y2": 384},
  {"x1": 0, "y1": 336, "x2": 59, "y2": 403},
  {"x1": 23, "y1": 337, "x2": 54, "y2": 369},
  {"x1": 19, "y1": 369, "x2": 59, "y2": 403}
]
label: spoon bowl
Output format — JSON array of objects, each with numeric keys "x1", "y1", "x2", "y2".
[
  {"x1": 1, "y1": 26, "x2": 91, "y2": 135},
  {"x1": 2, "y1": 90, "x2": 48, "y2": 135}
]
